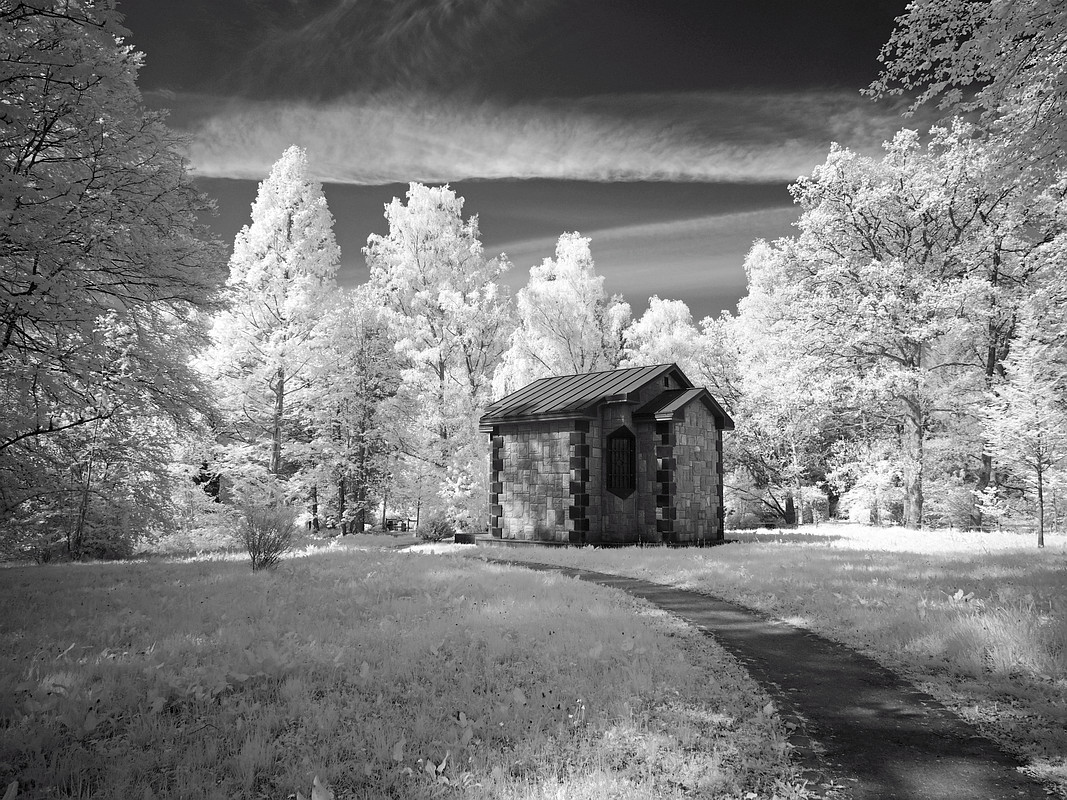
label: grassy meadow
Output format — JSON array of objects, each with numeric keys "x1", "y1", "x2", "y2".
[
  {"x1": 0, "y1": 548, "x2": 808, "y2": 800},
  {"x1": 468, "y1": 524, "x2": 1067, "y2": 793}
]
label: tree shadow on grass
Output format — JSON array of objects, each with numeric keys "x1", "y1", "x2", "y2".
[{"x1": 728, "y1": 530, "x2": 846, "y2": 546}]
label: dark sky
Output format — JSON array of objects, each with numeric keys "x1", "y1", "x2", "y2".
[{"x1": 119, "y1": 0, "x2": 915, "y2": 320}]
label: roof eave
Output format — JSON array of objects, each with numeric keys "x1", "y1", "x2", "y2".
[{"x1": 479, "y1": 410, "x2": 597, "y2": 432}]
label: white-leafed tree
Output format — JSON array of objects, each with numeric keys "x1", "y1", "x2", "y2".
[
  {"x1": 622, "y1": 296, "x2": 701, "y2": 370},
  {"x1": 204, "y1": 145, "x2": 341, "y2": 497},
  {"x1": 621, "y1": 296, "x2": 738, "y2": 411},
  {"x1": 983, "y1": 300, "x2": 1067, "y2": 548},
  {"x1": 0, "y1": 1, "x2": 223, "y2": 555},
  {"x1": 364, "y1": 183, "x2": 512, "y2": 527},
  {"x1": 494, "y1": 232, "x2": 630, "y2": 397},
  {"x1": 870, "y1": 0, "x2": 1066, "y2": 183},
  {"x1": 300, "y1": 285, "x2": 400, "y2": 532},
  {"x1": 737, "y1": 125, "x2": 1040, "y2": 529}
]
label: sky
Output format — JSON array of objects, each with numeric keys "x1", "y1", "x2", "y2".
[{"x1": 120, "y1": 0, "x2": 924, "y2": 321}]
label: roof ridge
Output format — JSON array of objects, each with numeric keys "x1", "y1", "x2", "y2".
[{"x1": 543, "y1": 362, "x2": 676, "y2": 379}]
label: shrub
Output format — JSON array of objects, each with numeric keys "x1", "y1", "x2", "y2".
[
  {"x1": 236, "y1": 502, "x2": 297, "y2": 571},
  {"x1": 417, "y1": 513, "x2": 455, "y2": 542}
]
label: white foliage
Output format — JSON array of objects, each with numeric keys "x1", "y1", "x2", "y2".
[
  {"x1": 494, "y1": 232, "x2": 630, "y2": 397},
  {"x1": 365, "y1": 183, "x2": 512, "y2": 527},
  {"x1": 0, "y1": 3, "x2": 222, "y2": 535},
  {"x1": 203, "y1": 146, "x2": 341, "y2": 487},
  {"x1": 733, "y1": 123, "x2": 1046, "y2": 528}
]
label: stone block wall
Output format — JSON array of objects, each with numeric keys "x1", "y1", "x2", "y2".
[
  {"x1": 490, "y1": 420, "x2": 598, "y2": 543},
  {"x1": 579, "y1": 419, "x2": 601, "y2": 543},
  {"x1": 672, "y1": 402, "x2": 723, "y2": 542},
  {"x1": 651, "y1": 420, "x2": 676, "y2": 542},
  {"x1": 636, "y1": 420, "x2": 661, "y2": 543}
]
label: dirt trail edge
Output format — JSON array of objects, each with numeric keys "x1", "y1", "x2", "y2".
[{"x1": 497, "y1": 559, "x2": 1049, "y2": 800}]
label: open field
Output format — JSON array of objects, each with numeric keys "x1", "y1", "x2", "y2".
[
  {"x1": 0, "y1": 548, "x2": 807, "y2": 799},
  {"x1": 464, "y1": 524, "x2": 1067, "y2": 794}
]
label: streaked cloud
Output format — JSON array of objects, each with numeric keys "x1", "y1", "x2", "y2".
[
  {"x1": 495, "y1": 207, "x2": 802, "y2": 319},
  {"x1": 175, "y1": 90, "x2": 931, "y2": 185}
]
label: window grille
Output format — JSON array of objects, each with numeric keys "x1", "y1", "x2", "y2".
[{"x1": 606, "y1": 426, "x2": 636, "y2": 498}]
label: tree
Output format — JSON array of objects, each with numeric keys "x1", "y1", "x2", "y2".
[
  {"x1": 622, "y1": 296, "x2": 701, "y2": 369},
  {"x1": 621, "y1": 296, "x2": 739, "y2": 412},
  {"x1": 983, "y1": 305, "x2": 1067, "y2": 548},
  {"x1": 364, "y1": 183, "x2": 512, "y2": 527},
  {"x1": 727, "y1": 249, "x2": 845, "y2": 525},
  {"x1": 494, "y1": 232, "x2": 630, "y2": 396},
  {"x1": 870, "y1": 0, "x2": 1067, "y2": 181},
  {"x1": 205, "y1": 145, "x2": 341, "y2": 494},
  {"x1": 0, "y1": 1, "x2": 223, "y2": 546},
  {"x1": 302, "y1": 285, "x2": 400, "y2": 533},
  {"x1": 740, "y1": 125, "x2": 1038, "y2": 528}
]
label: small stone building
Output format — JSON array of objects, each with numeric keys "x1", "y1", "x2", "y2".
[{"x1": 479, "y1": 364, "x2": 734, "y2": 545}]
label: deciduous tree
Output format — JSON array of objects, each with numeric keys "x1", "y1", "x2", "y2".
[
  {"x1": 740, "y1": 125, "x2": 1038, "y2": 528},
  {"x1": 983, "y1": 302, "x2": 1067, "y2": 548},
  {"x1": 870, "y1": 0, "x2": 1067, "y2": 181},
  {"x1": 301, "y1": 285, "x2": 400, "y2": 532},
  {"x1": 0, "y1": 1, "x2": 223, "y2": 547},
  {"x1": 494, "y1": 232, "x2": 630, "y2": 396},
  {"x1": 364, "y1": 183, "x2": 512, "y2": 527}
]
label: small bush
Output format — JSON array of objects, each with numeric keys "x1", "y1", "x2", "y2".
[
  {"x1": 236, "y1": 502, "x2": 297, "y2": 571},
  {"x1": 417, "y1": 514, "x2": 455, "y2": 542}
]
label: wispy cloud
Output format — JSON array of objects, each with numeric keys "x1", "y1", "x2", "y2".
[
  {"x1": 176, "y1": 90, "x2": 930, "y2": 185},
  {"x1": 494, "y1": 207, "x2": 802, "y2": 319}
]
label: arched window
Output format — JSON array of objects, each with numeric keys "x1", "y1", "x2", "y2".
[{"x1": 606, "y1": 426, "x2": 636, "y2": 498}]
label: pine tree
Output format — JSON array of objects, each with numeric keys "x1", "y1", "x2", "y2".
[{"x1": 205, "y1": 146, "x2": 341, "y2": 495}]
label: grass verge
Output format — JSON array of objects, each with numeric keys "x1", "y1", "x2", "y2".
[
  {"x1": 0, "y1": 549, "x2": 807, "y2": 799},
  {"x1": 465, "y1": 524, "x2": 1067, "y2": 795}
]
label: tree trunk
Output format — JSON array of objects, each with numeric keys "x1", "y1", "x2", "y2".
[
  {"x1": 310, "y1": 484, "x2": 319, "y2": 531},
  {"x1": 338, "y1": 475, "x2": 347, "y2": 534},
  {"x1": 826, "y1": 488, "x2": 840, "y2": 519},
  {"x1": 270, "y1": 365, "x2": 285, "y2": 476},
  {"x1": 972, "y1": 338, "x2": 1000, "y2": 529},
  {"x1": 1037, "y1": 461, "x2": 1046, "y2": 548},
  {"x1": 72, "y1": 458, "x2": 93, "y2": 560},
  {"x1": 70, "y1": 423, "x2": 101, "y2": 560},
  {"x1": 784, "y1": 494, "x2": 797, "y2": 527},
  {"x1": 972, "y1": 451, "x2": 993, "y2": 530},
  {"x1": 902, "y1": 398, "x2": 924, "y2": 529}
]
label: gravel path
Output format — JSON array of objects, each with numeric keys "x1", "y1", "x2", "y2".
[{"x1": 503, "y1": 560, "x2": 1050, "y2": 800}]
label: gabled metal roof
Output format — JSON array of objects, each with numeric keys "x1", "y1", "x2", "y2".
[
  {"x1": 480, "y1": 364, "x2": 685, "y2": 426},
  {"x1": 634, "y1": 388, "x2": 735, "y2": 430}
]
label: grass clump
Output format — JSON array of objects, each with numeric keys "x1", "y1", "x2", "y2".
[{"x1": 0, "y1": 549, "x2": 808, "y2": 799}]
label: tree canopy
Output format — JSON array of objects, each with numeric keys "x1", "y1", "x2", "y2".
[{"x1": 0, "y1": 1, "x2": 223, "y2": 554}]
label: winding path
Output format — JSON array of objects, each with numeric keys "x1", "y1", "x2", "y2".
[{"x1": 500, "y1": 560, "x2": 1049, "y2": 800}]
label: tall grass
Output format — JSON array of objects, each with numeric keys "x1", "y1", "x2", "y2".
[
  {"x1": 479, "y1": 524, "x2": 1067, "y2": 793},
  {"x1": 0, "y1": 550, "x2": 807, "y2": 799}
]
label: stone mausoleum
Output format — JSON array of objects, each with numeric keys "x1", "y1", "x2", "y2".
[{"x1": 479, "y1": 364, "x2": 734, "y2": 545}]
